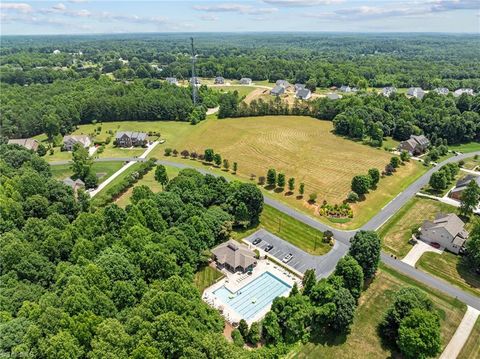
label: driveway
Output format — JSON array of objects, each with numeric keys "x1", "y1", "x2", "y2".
[
  {"x1": 440, "y1": 306, "x2": 480, "y2": 359},
  {"x1": 243, "y1": 229, "x2": 348, "y2": 279},
  {"x1": 402, "y1": 240, "x2": 443, "y2": 267}
]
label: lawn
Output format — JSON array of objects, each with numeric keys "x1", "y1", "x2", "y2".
[
  {"x1": 461, "y1": 157, "x2": 479, "y2": 170},
  {"x1": 382, "y1": 136, "x2": 400, "y2": 150},
  {"x1": 378, "y1": 197, "x2": 457, "y2": 258},
  {"x1": 449, "y1": 142, "x2": 480, "y2": 153},
  {"x1": 115, "y1": 165, "x2": 181, "y2": 208},
  {"x1": 214, "y1": 85, "x2": 257, "y2": 98},
  {"x1": 50, "y1": 161, "x2": 124, "y2": 183},
  {"x1": 194, "y1": 266, "x2": 224, "y2": 293},
  {"x1": 233, "y1": 204, "x2": 330, "y2": 256},
  {"x1": 458, "y1": 317, "x2": 480, "y2": 359},
  {"x1": 417, "y1": 251, "x2": 480, "y2": 297},
  {"x1": 421, "y1": 169, "x2": 464, "y2": 197},
  {"x1": 150, "y1": 116, "x2": 425, "y2": 229},
  {"x1": 287, "y1": 264, "x2": 466, "y2": 359}
]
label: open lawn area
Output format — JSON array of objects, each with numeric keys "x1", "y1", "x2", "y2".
[
  {"x1": 214, "y1": 85, "x2": 257, "y2": 98},
  {"x1": 287, "y1": 264, "x2": 466, "y2": 359},
  {"x1": 150, "y1": 116, "x2": 426, "y2": 229},
  {"x1": 378, "y1": 197, "x2": 457, "y2": 258},
  {"x1": 461, "y1": 157, "x2": 480, "y2": 171},
  {"x1": 421, "y1": 168, "x2": 465, "y2": 197},
  {"x1": 50, "y1": 161, "x2": 124, "y2": 183},
  {"x1": 115, "y1": 165, "x2": 181, "y2": 207},
  {"x1": 449, "y1": 142, "x2": 480, "y2": 153},
  {"x1": 194, "y1": 266, "x2": 224, "y2": 293},
  {"x1": 417, "y1": 251, "x2": 480, "y2": 297},
  {"x1": 233, "y1": 204, "x2": 330, "y2": 256},
  {"x1": 458, "y1": 317, "x2": 480, "y2": 359}
]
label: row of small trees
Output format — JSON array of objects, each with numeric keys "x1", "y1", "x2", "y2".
[
  {"x1": 164, "y1": 147, "x2": 238, "y2": 173},
  {"x1": 263, "y1": 168, "x2": 304, "y2": 196}
]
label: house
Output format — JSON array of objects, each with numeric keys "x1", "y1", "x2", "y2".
[
  {"x1": 454, "y1": 88, "x2": 474, "y2": 97},
  {"x1": 270, "y1": 85, "x2": 285, "y2": 96},
  {"x1": 450, "y1": 174, "x2": 480, "y2": 200},
  {"x1": 214, "y1": 76, "x2": 225, "y2": 84},
  {"x1": 115, "y1": 131, "x2": 148, "y2": 148},
  {"x1": 63, "y1": 177, "x2": 85, "y2": 193},
  {"x1": 434, "y1": 87, "x2": 449, "y2": 95},
  {"x1": 166, "y1": 77, "x2": 178, "y2": 85},
  {"x1": 407, "y1": 87, "x2": 425, "y2": 100},
  {"x1": 340, "y1": 85, "x2": 352, "y2": 93},
  {"x1": 240, "y1": 78, "x2": 252, "y2": 85},
  {"x1": 398, "y1": 134, "x2": 430, "y2": 155},
  {"x1": 382, "y1": 86, "x2": 397, "y2": 97},
  {"x1": 296, "y1": 88, "x2": 311, "y2": 100},
  {"x1": 7, "y1": 138, "x2": 39, "y2": 151},
  {"x1": 420, "y1": 213, "x2": 469, "y2": 254},
  {"x1": 327, "y1": 93, "x2": 340, "y2": 100},
  {"x1": 275, "y1": 79, "x2": 289, "y2": 88},
  {"x1": 190, "y1": 77, "x2": 201, "y2": 85},
  {"x1": 295, "y1": 83, "x2": 305, "y2": 91},
  {"x1": 63, "y1": 135, "x2": 91, "y2": 151},
  {"x1": 211, "y1": 240, "x2": 257, "y2": 273}
]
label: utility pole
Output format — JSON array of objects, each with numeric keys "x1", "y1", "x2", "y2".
[{"x1": 190, "y1": 37, "x2": 198, "y2": 106}]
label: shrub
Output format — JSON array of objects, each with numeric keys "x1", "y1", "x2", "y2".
[
  {"x1": 231, "y1": 329, "x2": 245, "y2": 348},
  {"x1": 164, "y1": 148, "x2": 172, "y2": 156},
  {"x1": 347, "y1": 191, "x2": 359, "y2": 202},
  {"x1": 309, "y1": 193, "x2": 317, "y2": 203},
  {"x1": 258, "y1": 176, "x2": 266, "y2": 185},
  {"x1": 172, "y1": 149, "x2": 178, "y2": 157}
]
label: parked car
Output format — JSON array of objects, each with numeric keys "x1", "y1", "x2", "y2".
[
  {"x1": 282, "y1": 253, "x2": 293, "y2": 263},
  {"x1": 264, "y1": 244, "x2": 274, "y2": 252},
  {"x1": 430, "y1": 242, "x2": 441, "y2": 249},
  {"x1": 252, "y1": 238, "x2": 262, "y2": 245}
]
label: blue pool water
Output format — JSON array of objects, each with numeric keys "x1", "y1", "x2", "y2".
[{"x1": 213, "y1": 271, "x2": 291, "y2": 321}]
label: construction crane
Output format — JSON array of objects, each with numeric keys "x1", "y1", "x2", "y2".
[{"x1": 190, "y1": 37, "x2": 198, "y2": 106}]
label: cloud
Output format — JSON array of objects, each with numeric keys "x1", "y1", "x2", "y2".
[
  {"x1": 262, "y1": 0, "x2": 343, "y2": 6},
  {"x1": 193, "y1": 3, "x2": 278, "y2": 15},
  {"x1": 200, "y1": 14, "x2": 219, "y2": 21},
  {"x1": 52, "y1": 3, "x2": 67, "y2": 11},
  {"x1": 0, "y1": 2, "x2": 32, "y2": 13},
  {"x1": 68, "y1": 0, "x2": 88, "y2": 3}
]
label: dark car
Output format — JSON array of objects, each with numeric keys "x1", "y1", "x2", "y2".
[
  {"x1": 264, "y1": 244, "x2": 274, "y2": 252},
  {"x1": 252, "y1": 238, "x2": 262, "y2": 246}
]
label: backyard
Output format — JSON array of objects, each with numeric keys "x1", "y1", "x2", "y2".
[
  {"x1": 50, "y1": 161, "x2": 125, "y2": 183},
  {"x1": 194, "y1": 266, "x2": 224, "y2": 293},
  {"x1": 287, "y1": 264, "x2": 466, "y2": 359}
]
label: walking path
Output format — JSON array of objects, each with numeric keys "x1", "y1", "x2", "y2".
[
  {"x1": 416, "y1": 192, "x2": 480, "y2": 214},
  {"x1": 88, "y1": 141, "x2": 158, "y2": 198},
  {"x1": 439, "y1": 306, "x2": 480, "y2": 359},
  {"x1": 401, "y1": 240, "x2": 443, "y2": 267},
  {"x1": 460, "y1": 167, "x2": 480, "y2": 175}
]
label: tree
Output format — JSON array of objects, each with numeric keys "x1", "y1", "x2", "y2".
[
  {"x1": 37, "y1": 143, "x2": 47, "y2": 156},
  {"x1": 347, "y1": 191, "x2": 359, "y2": 202},
  {"x1": 331, "y1": 287, "x2": 356, "y2": 332},
  {"x1": 299, "y1": 183, "x2": 305, "y2": 197},
  {"x1": 351, "y1": 175, "x2": 371, "y2": 196},
  {"x1": 309, "y1": 193, "x2": 317, "y2": 203},
  {"x1": 302, "y1": 269, "x2": 316, "y2": 296},
  {"x1": 277, "y1": 173, "x2": 286, "y2": 189},
  {"x1": 213, "y1": 153, "x2": 222, "y2": 167},
  {"x1": 262, "y1": 311, "x2": 282, "y2": 344},
  {"x1": 385, "y1": 163, "x2": 394, "y2": 175},
  {"x1": 349, "y1": 231, "x2": 381, "y2": 279},
  {"x1": 368, "y1": 168, "x2": 380, "y2": 188},
  {"x1": 397, "y1": 309, "x2": 441, "y2": 359},
  {"x1": 334, "y1": 255, "x2": 364, "y2": 301},
  {"x1": 238, "y1": 319, "x2": 249, "y2": 339},
  {"x1": 400, "y1": 150, "x2": 410, "y2": 162},
  {"x1": 164, "y1": 148, "x2": 172, "y2": 156},
  {"x1": 44, "y1": 113, "x2": 60, "y2": 143},
  {"x1": 154, "y1": 165, "x2": 169, "y2": 189},
  {"x1": 233, "y1": 162, "x2": 238, "y2": 174},
  {"x1": 231, "y1": 329, "x2": 244, "y2": 347},
  {"x1": 460, "y1": 180, "x2": 480, "y2": 217},
  {"x1": 180, "y1": 149, "x2": 189, "y2": 158},
  {"x1": 71, "y1": 144, "x2": 94, "y2": 186},
  {"x1": 305, "y1": 79, "x2": 317, "y2": 93},
  {"x1": 84, "y1": 169, "x2": 98, "y2": 189},
  {"x1": 223, "y1": 159, "x2": 230, "y2": 171},
  {"x1": 41, "y1": 330, "x2": 83, "y2": 359},
  {"x1": 390, "y1": 156, "x2": 401, "y2": 169},
  {"x1": 288, "y1": 177, "x2": 295, "y2": 193},
  {"x1": 172, "y1": 149, "x2": 178, "y2": 157},
  {"x1": 204, "y1": 148, "x2": 214, "y2": 162},
  {"x1": 429, "y1": 171, "x2": 447, "y2": 191},
  {"x1": 248, "y1": 322, "x2": 261, "y2": 345},
  {"x1": 465, "y1": 222, "x2": 480, "y2": 271},
  {"x1": 266, "y1": 168, "x2": 277, "y2": 187}
]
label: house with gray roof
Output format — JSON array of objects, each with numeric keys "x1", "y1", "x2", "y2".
[
  {"x1": 454, "y1": 88, "x2": 474, "y2": 97},
  {"x1": 407, "y1": 87, "x2": 425, "y2": 100},
  {"x1": 434, "y1": 87, "x2": 449, "y2": 95},
  {"x1": 214, "y1": 76, "x2": 225, "y2": 84},
  {"x1": 166, "y1": 77, "x2": 178, "y2": 85},
  {"x1": 63, "y1": 135, "x2": 91, "y2": 151},
  {"x1": 270, "y1": 85, "x2": 285, "y2": 96},
  {"x1": 240, "y1": 77, "x2": 252, "y2": 85},
  {"x1": 296, "y1": 88, "x2": 311, "y2": 100},
  {"x1": 115, "y1": 131, "x2": 148, "y2": 148},
  {"x1": 275, "y1": 79, "x2": 289, "y2": 88},
  {"x1": 382, "y1": 86, "x2": 397, "y2": 97},
  {"x1": 450, "y1": 174, "x2": 480, "y2": 200},
  {"x1": 295, "y1": 83, "x2": 305, "y2": 91},
  {"x1": 420, "y1": 213, "x2": 468, "y2": 254},
  {"x1": 8, "y1": 138, "x2": 39, "y2": 151},
  {"x1": 398, "y1": 134, "x2": 430, "y2": 155},
  {"x1": 211, "y1": 240, "x2": 257, "y2": 273},
  {"x1": 340, "y1": 85, "x2": 352, "y2": 93},
  {"x1": 63, "y1": 177, "x2": 85, "y2": 193}
]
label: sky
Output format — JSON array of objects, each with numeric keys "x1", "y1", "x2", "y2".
[{"x1": 0, "y1": 0, "x2": 479, "y2": 35}]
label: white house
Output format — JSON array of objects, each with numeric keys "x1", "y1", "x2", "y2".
[
  {"x1": 63, "y1": 135, "x2": 91, "y2": 151},
  {"x1": 420, "y1": 213, "x2": 468, "y2": 254}
]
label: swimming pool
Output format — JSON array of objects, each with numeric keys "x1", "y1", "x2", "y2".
[{"x1": 213, "y1": 271, "x2": 292, "y2": 321}]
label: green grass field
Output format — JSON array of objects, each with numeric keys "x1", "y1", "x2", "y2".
[
  {"x1": 194, "y1": 266, "x2": 224, "y2": 293},
  {"x1": 449, "y1": 142, "x2": 480, "y2": 153},
  {"x1": 234, "y1": 204, "x2": 330, "y2": 256},
  {"x1": 214, "y1": 85, "x2": 257, "y2": 98},
  {"x1": 461, "y1": 157, "x2": 480, "y2": 170},
  {"x1": 50, "y1": 161, "x2": 124, "y2": 183},
  {"x1": 287, "y1": 264, "x2": 466, "y2": 359},
  {"x1": 417, "y1": 251, "x2": 480, "y2": 297},
  {"x1": 378, "y1": 197, "x2": 457, "y2": 258},
  {"x1": 458, "y1": 317, "x2": 480, "y2": 359}
]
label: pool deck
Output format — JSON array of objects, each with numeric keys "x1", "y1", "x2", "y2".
[{"x1": 203, "y1": 259, "x2": 301, "y2": 325}]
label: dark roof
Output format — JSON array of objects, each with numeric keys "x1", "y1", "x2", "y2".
[
  {"x1": 270, "y1": 85, "x2": 285, "y2": 95},
  {"x1": 211, "y1": 240, "x2": 256, "y2": 269},
  {"x1": 116, "y1": 131, "x2": 148, "y2": 141},
  {"x1": 275, "y1": 79, "x2": 289, "y2": 87},
  {"x1": 411, "y1": 135, "x2": 429, "y2": 146},
  {"x1": 422, "y1": 213, "x2": 466, "y2": 238},
  {"x1": 296, "y1": 88, "x2": 311, "y2": 99},
  {"x1": 456, "y1": 174, "x2": 480, "y2": 189}
]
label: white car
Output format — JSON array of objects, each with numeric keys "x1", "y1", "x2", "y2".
[{"x1": 282, "y1": 253, "x2": 293, "y2": 263}]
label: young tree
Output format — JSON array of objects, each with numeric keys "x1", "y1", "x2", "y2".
[
  {"x1": 390, "y1": 156, "x2": 401, "y2": 169},
  {"x1": 172, "y1": 149, "x2": 178, "y2": 157},
  {"x1": 37, "y1": 143, "x2": 47, "y2": 157},
  {"x1": 302, "y1": 269, "x2": 317, "y2": 296},
  {"x1": 400, "y1": 150, "x2": 410, "y2": 162},
  {"x1": 248, "y1": 322, "x2": 261, "y2": 345},
  {"x1": 385, "y1": 163, "x2": 394, "y2": 175},
  {"x1": 349, "y1": 230, "x2": 381, "y2": 279},
  {"x1": 213, "y1": 153, "x2": 222, "y2": 167},
  {"x1": 190, "y1": 151, "x2": 198, "y2": 160},
  {"x1": 299, "y1": 182, "x2": 305, "y2": 197},
  {"x1": 266, "y1": 168, "x2": 277, "y2": 187},
  {"x1": 231, "y1": 329, "x2": 244, "y2": 348},
  {"x1": 223, "y1": 159, "x2": 230, "y2": 171},
  {"x1": 288, "y1": 177, "x2": 295, "y2": 193},
  {"x1": 460, "y1": 180, "x2": 480, "y2": 217},
  {"x1": 368, "y1": 168, "x2": 380, "y2": 188},
  {"x1": 204, "y1": 148, "x2": 214, "y2": 162},
  {"x1": 154, "y1": 164, "x2": 169, "y2": 189},
  {"x1": 164, "y1": 148, "x2": 172, "y2": 156},
  {"x1": 351, "y1": 175, "x2": 371, "y2": 196},
  {"x1": 397, "y1": 309, "x2": 441, "y2": 359},
  {"x1": 309, "y1": 193, "x2": 317, "y2": 203},
  {"x1": 258, "y1": 176, "x2": 266, "y2": 185},
  {"x1": 334, "y1": 255, "x2": 364, "y2": 301},
  {"x1": 429, "y1": 171, "x2": 447, "y2": 191},
  {"x1": 277, "y1": 173, "x2": 286, "y2": 189},
  {"x1": 238, "y1": 319, "x2": 249, "y2": 339},
  {"x1": 180, "y1": 149, "x2": 189, "y2": 158},
  {"x1": 233, "y1": 162, "x2": 238, "y2": 174},
  {"x1": 347, "y1": 191, "x2": 359, "y2": 202}
]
